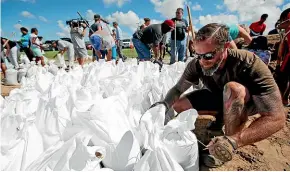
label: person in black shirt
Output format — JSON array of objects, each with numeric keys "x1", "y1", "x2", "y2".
[
  {"x1": 170, "y1": 8, "x2": 189, "y2": 64},
  {"x1": 1, "y1": 37, "x2": 19, "y2": 69},
  {"x1": 132, "y1": 20, "x2": 174, "y2": 61}
]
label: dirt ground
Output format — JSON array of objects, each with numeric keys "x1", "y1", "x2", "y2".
[{"x1": 194, "y1": 107, "x2": 290, "y2": 171}]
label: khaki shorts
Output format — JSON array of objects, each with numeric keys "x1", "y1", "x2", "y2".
[{"x1": 74, "y1": 48, "x2": 87, "y2": 58}]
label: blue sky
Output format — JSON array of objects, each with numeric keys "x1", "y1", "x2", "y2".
[{"x1": 1, "y1": 0, "x2": 290, "y2": 41}]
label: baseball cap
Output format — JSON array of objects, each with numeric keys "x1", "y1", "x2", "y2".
[
  {"x1": 94, "y1": 14, "x2": 101, "y2": 19},
  {"x1": 163, "y1": 19, "x2": 175, "y2": 29}
]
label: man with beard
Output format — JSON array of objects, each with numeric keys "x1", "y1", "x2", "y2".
[{"x1": 150, "y1": 23, "x2": 286, "y2": 167}]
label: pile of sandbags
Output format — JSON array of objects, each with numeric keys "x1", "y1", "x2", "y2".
[{"x1": 1, "y1": 58, "x2": 199, "y2": 171}]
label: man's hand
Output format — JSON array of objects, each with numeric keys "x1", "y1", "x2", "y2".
[
  {"x1": 5, "y1": 52, "x2": 9, "y2": 57},
  {"x1": 207, "y1": 136, "x2": 236, "y2": 163}
]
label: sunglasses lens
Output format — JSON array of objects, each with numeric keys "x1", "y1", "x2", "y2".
[{"x1": 203, "y1": 53, "x2": 214, "y2": 60}]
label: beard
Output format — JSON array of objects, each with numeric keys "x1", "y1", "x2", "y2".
[{"x1": 201, "y1": 58, "x2": 223, "y2": 76}]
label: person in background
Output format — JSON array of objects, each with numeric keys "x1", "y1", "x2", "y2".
[
  {"x1": 89, "y1": 29, "x2": 115, "y2": 61},
  {"x1": 1, "y1": 37, "x2": 19, "y2": 69},
  {"x1": 30, "y1": 28, "x2": 45, "y2": 66},
  {"x1": 113, "y1": 22, "x2": 127, "y2": 61},
  {"x1": 159, "y1": 34, "x2": 167, "y2": 61},
  {"x1": 140, "y1": 18, "x2": 151, "y2": 30},
  {"x1": 52, "y1": 39, "x2": 75, "y2": 67},
  {"x1": 268, "y1": 22, "x2": 279, "y2": 35},
  {"x1": 89, "y1": 14, "x2": 102, "y2": 61},
  {"x1": 111, "y1": 29, "x2": 117, "y2": 61},
  {"x1": 170, "y1": 8, "x2": 189, "y2": 64},
  {"x1": 150, "y1": 23, "x2": 285, "y2": 167},
  {"x1": 38, "y1": 36, "x2": 45, "y2": 54},
  {"x1": 132, "y1": 20, "x2": 175, "y2": 62},
  {"x1": 70, "y1": 21, "x2": 88, "y2": 66},
  {"x1": 277, "y1": 8, "x2": 290, "y2": 106},
  {"x1": 19, "y1": 27, "x2": 33, "y2": 61},
  {"x1": 227, "y1": 24, "x2": 252, "y2": 49},
  {"x1": 249, "y1": 14, "x2": 268, "y2": 37},
  {"x1": 1, "y1": 50, "x2": 7, "y2": 79}
]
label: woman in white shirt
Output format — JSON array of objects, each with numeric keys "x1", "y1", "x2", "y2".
[{"x1": 30, "y1": 28, "x2": 45, "y2": 66}]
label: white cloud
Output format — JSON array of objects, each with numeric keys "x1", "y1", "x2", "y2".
[
  {"x1": 199, "y1": 14, "x2": 239, "y2": 26},
  {"x1": 106, "y1": 10, "x2": 142, "y2": 32},
  {"x1": 150, "y1": 0, "x2": 186, "y2": 18},
  {"x1": 39, "y1": 16, "x2": 48, "y2": 22},
  {"x1": 282, "y1": 3, "x2": 290, "y2": 10},
  {"x1": 86, "y1": 9, "x2": 95, "y2": 23},
  {"x1": 14, "y1": 23, "x2": 23, "y2": 29},
  {"x1": 56, "y1": 20, "x2": 70, "y2": 38},
  {"x1": 192, "y1": 3, "x2": 202, "y2": 11},
  {"x1": 21, "y1": 11, "x2": 35, "y2": 18},
  {"x1": 223, "y1": 0, "x2": 283, "y2": 33},
  {"x1": 103, "y1": 0, "x2": 129, "y2": 7},
  {"x1": 20, "y1": 0, "x2": 36, "y2": 3},
  {"x1": 216, "y1": 4, "x2": 223, "y2": 10}
]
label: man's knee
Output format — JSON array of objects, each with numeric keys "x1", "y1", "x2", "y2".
[
  {"x1": 172, "y1": 97, "x2": 192, "y2": 113},
  {"x1": 223, "y1": 82, "x2": 249, "y2": 102}
]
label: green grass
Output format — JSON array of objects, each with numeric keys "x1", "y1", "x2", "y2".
[{"x1": 43, "y1": 49, "x2": 138, "y2": 59}]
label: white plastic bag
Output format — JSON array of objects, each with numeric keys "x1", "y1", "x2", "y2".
[
  {"x1": 57, "y1": 54, "x2": 66, "y2": 68},
  {"x1": 102, "y1": 130, "x2": 140, "y2": 171},
  {"x1": 20, "y1": 54, "x2": 30, "y2": 65},
  {"x1": 161, "y1": 109, "x2": 199, "y2": 171},
  {"x1": 17, "y1": 68, "x2": 27, "y2": 83},
  {"x1": 26, "y1": 131, "x2": 105, "y2": 171},
  {"x1": 133, "y1": 136, "x2": 183, "y2": 171},
  {"x1": 5, "y1": 69, "x2": 19, "y2": 85}
]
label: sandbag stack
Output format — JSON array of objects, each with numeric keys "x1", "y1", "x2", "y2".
[{"x1": 1, "y1": 58, "x2": 199, "y2": 171}]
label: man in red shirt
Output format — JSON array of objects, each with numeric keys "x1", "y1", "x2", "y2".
[{"x1": 249, "y1": 14, "x2": 268, "y2": 36}]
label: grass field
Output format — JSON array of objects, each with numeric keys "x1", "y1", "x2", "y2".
[{"x1": 43, "y1": 49, "x2": 138, "y2": 59}]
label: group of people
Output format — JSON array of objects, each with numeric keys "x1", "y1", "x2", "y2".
[
  {"x1": 1, "y1": 27, "x2": 46, "y2": 78},
  {"x1": 148, "y1": 8, "x2": 289, "y2": 168}
]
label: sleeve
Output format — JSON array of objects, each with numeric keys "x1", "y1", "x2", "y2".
[
  {"x1": 57, "y1": 41, "x2": 65, "y2": 50},
  {"x1": 177, "y1": 59, "x2": 200, "y2": 86},
  {"x1": 240, "y1": 56, "x2": 278, "y2": 96},
  {"x1": 153, "y1": 33, "x2": 162, "y2": 46}
]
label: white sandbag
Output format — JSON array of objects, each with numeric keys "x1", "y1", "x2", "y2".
[
  {"x1": 1, "y1": 115, "x2": 44, "y2": 171},
  {"x1": 26, "y1": 64, "x2": 38, "y2": 78},
  {"x1": 26, "y1": 131, "x2": 105, "y2": 171},
  {"x1": 20, "y1": 54, "x2": 30, "y2": 65},
  {"x1": 102, "y1": 130, "x2": 140, "y2": 171},
  {"x1": 133, "y1": 141, "x2": 184, "y2": 171},
  {"x1": 162, "y1": 109, "x2": 199, "y2": 171},
  {"x1": 17, "y1": 68, "x2": 27, "y2": 83},
  {"x1": 5, "y1": 68, "x2": 19, "y2": 85},
  {"x1": 57, "y1": 54, "x2": 66, "y2": 68}
]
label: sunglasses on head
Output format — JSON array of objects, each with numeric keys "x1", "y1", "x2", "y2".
[{"x1": 195, "y1": 49, "x2": 219, "y2": 60}]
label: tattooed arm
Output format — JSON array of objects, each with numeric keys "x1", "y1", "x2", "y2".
[{"x1": 231, "y1": 89, "x2": 286, "y2": 147}]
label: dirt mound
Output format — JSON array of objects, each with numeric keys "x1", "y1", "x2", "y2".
[{"x1": 195, "y1": 108, "x2": 290, "y2": 171}]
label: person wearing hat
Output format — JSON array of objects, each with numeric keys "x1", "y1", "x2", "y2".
[
  {"x1": 170, "y1": 8, "x2": 189, "y2": 64},
  {"x1": 20, "y1": 27, "x2": 34, "y2": 61},
  {"x1": 89, "y1": 14, "x2": 103, "y2": 61},
  {"x1": 132, "y1": 19, "x2": 175, "y2": 61},
  {"x1": 89, "y1": 29, "x2": 116, "y2": 61},
  {"x1": 113, "y1": 21, "x2": 127, "y2": 61}
]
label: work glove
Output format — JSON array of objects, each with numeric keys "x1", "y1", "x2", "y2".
[{"x1": 207, "y1": 136, "x2": 237, "y2": 163}]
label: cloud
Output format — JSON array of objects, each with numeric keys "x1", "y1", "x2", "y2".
[
  {"x1": 103, "y1": 0, "x2": 129, "y2": 7},
  {"x1": 14, "y1": 23, "x2": 23, "y2": 29},
  {"x1": 56, "y1": 20, "x2": 70, "y2": 38},
  {"x1": 150, "y1": 0, "x2": 186, "y2": 18},
  {"x1": 192, "y1": 3, "x2": 202, "y2": 11},
  {"x1": 20, "y1": 0, "x2": 36, "y2": 3},
  {"x1": 199, "y1": 14, "x2": 239, "y2": 26},
  {"x1": 39, "y1": 16, "x2": 48, "y2": 22},
  {"x1": 21, "y1": 11, "x2": 35, "y2": 18},
  {"x1": 106, "y1": 10, "x2": 142, "y2": 31},
  {"x1": 216, "y1": 4, "x2": 223, "y2": 10},
  {"x1": 282, "y1": 3, "x2": 290, "y2": 10},
  {"x1": 223, "y1": 0, "x2": 283, "y2": 34}
]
